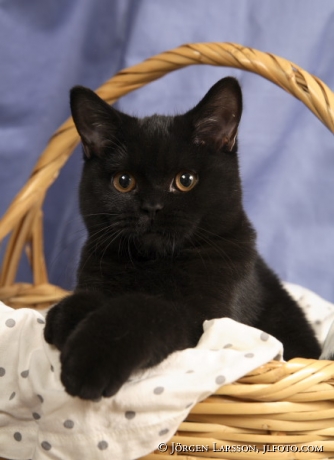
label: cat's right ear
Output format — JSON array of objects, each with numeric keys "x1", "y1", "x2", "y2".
[{"x1": 70, "y1": 86, "x2": 121, "y2": 159}]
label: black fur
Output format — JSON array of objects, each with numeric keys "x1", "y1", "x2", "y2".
[{"x1": 44, "y1": 78, "x2": 321, "y2": 400}]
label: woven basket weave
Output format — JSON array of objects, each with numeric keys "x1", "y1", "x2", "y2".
[{"x1": 1, "y1": 43, "x2": 334, "y2": 459}]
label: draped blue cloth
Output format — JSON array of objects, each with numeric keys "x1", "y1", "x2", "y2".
[{"x1": 1, "y1": 0, "x2": 333, "y2": 302}]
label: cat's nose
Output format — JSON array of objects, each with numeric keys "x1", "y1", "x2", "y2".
[{"x1": 141, "y1": 201, "x2": 164, "y2": 216}]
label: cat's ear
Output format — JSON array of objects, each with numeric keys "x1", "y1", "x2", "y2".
[
  {"x1": 191, "y1": 77, "x2": 242, "y2": 151},
  {"x1": 70, "y1": 86, "x2": 121, "y2": 158}
]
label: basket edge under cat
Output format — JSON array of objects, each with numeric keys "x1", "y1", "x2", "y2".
[{"x1": 1, "y1": 43, "x2": 334, "y2": 459}]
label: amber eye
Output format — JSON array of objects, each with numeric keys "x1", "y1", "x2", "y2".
[
  {"x1": 175, "y1": 172, "x2": 198, "y2": 192},
  {"x1": 113, "y1": 172, "x2": 136, "y2": 192}
]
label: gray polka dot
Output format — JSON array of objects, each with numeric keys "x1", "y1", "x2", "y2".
[
  {"x1": 223, "y1": 343, "x2": 233, "y2": 348},
  {"x1": 185, "y1": 402, "x2": 193, "y2": 409},
  {"x1": 245, "y1": 353, "x2": 254, "y2": 358},
  {"x1": 159, "y1": 428, "x2": 169, "y2": 436},
  {"x1": 315, "y1": 320, "x2": 321, "y2": 325},
  {"x1": 97, "y1": 441, "x2": 108, "y2": 451},
  {"x1": 37, "y1": 394, "x2": 44, "y2": 403},
  {"x1": 32, "y1": 412, "x2": 41, "y2": 420},
  {"x1": 14, "y1": 432, "x2": 22, "y2": 442},
  {"x1": 125, "y1": 411, "x2": 136, "y2": 420},
  {"x1": 41, "y1": 441, "x2": 52, "y2": 451},
  {"x1": 37, "y1": 318, "x2": 45, "y2": 324},
  {"x1": 21, "y1": 370, "x2": 29, "y2": 378},
  {"x1": 274, "y1": 353, "x2": 282, "y2": 361},
  {"x1": 5, "y1": 319, "x2": 16, "y2": 328},
  {"x1": 50, "y1": 365, "x2": 54, "y2": 372},
  {"x1": 186, "y1": 370, "x2": 194, "y2": 374},
  {"x1": 9, "y1": 392, "x2": 16, "y2": 400},
  {"x1": 0, "y1": 367, "x2": 5, "y2": 377},
  {"x1": 215, "y1": 375, "x2": 226, "y2": 385},
  {"x1": 153, "y1": 386, "x2": 164, "y2": 395},
  {"x1": 260, "y1": 332, "x2": 269, "y2": 341},
  {"x1": 64, "y1": 420, "x2": 74, "y2": 429}
]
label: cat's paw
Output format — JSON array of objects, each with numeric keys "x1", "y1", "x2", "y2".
[
  {"x1": 44, "y1": 291, "x2": 103, "y2": 350},
  {"x1": 60, "y1": 344, "x2": 126, "y2": 400},
  {"x1": 58, "y1": 307, "x2": 138, "y2": 400}
]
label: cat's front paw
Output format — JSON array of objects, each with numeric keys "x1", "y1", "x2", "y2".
[
  {"x1": 44, "y1": 291, "x2": 103, "y2": 350},
  {"x1": 59, "y1": 307, "x2": 139, "y2": 400},
  {"x1": 60, "y1": 344, "x2": 125, "y2": 400}
]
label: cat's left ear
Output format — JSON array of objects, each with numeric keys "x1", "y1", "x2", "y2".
[
  {"x1": 70, "y1": 86, "x2": 122, "y2": 158},
  {"x1": 191, "y1": 77, "x2": 242, "y2": 151}
]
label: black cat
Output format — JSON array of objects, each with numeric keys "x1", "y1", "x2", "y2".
[{"x1": 44, "y1": 77, "x2": 321, "y2": 400}]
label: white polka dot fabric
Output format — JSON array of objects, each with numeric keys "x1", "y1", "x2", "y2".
[
  {"x1": 0, "y1": 283, "x2": 333, "y2": 460},
  {"x1": 284, "y1": 282, "x2": 334, "y2": 343}
]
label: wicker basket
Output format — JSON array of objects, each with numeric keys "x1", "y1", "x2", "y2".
[{"x1": 1, "y1": 43, "x2": 334, "y2": 459}]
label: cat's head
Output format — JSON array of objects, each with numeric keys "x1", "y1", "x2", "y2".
[{"x1": 71, "y1": 77, "x2": 244, "y2": 257}]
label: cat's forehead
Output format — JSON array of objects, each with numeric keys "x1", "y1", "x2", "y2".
[
  {"x1": 122, "y1": 114, "x2": 199, "y2": 174},
  {"x1": 138, "y1": 114, "x2": 174, "y2": 136}
]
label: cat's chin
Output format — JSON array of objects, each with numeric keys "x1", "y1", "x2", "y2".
[{"x1": 134, "y1": 232, "x2": 182, "y2": 258}]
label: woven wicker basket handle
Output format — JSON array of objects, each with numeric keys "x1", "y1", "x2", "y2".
[{"x1": 0, "y1": 42, "x2": 333, "y2": 294}]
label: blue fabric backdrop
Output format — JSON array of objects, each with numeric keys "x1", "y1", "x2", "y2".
[{"x1": 0, "y1": 0, "x2": 333, "y2": 302}]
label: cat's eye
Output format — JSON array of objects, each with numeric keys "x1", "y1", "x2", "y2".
[
  {"x1": 175, "y1": 172, "x2": 198, "y2": 192},
  {"x1": 113, "y1": 172, "x2": 136, "y2": 192}
]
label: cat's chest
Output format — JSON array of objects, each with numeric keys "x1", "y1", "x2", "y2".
[
  {"x1": 95, "y1": 257, "x2": 214, "y2": 299},
  {"x1": 104, "y1": 261, "x2": 185, "y2": 296}
]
